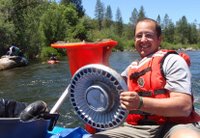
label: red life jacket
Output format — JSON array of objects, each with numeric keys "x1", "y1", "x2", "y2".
[
  {"x1": 126, "y1": 49, "x2": 200, "y2": 125},
  {"x1": 179, "y1": 52, "x2": 191, "y2": 66}
]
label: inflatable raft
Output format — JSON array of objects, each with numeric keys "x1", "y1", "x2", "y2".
[
  {"x1": 47, "y1": 60, "x2": 60, "y2": 64},
  {"x1": 0, "y1": 55, "x2": 28, "y2": 71}
]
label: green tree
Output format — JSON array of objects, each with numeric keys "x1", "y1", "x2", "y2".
[
  {"x1": 0, "y1": 0, "x2": 16, "y2": 55},
  {"x1": 104, "y1": 5, "x2": 112, "y2": 28},
  {"x1": 0, "y1": 0, "x2": 47, "y2": 58},
  {"x1": 129, "y1": 8, "x2": 138, "y2": 26},
  {"x1": 188, "y1": 22, "x2": 198, "y2": 44},
  {"x1": 67, "y1": 16, "x2": 94, "y2": 41},
  {"x1": 156, "y1": 15, "x2": 161, "y2": 25},
  {"x1": 157, "y1": 14, "x2": 165, "y2": 29},
  {"x1": 128, "y1": 8, "x2": 138, "y2": 39},
  {"x1": 95, "y1": 0, "x2": 104, "y2": 30},
  {"x1": 162, "y1": 14, "x2": 175, "y2": 43},
  {"x1": 115, "y1": 7, "x2": 123, "y2": 37},
  {"x1": 175, "y1": 16, "x2": 189, "y2": 44},
  {"x1": 138, "y1": 6, "x2": 145, "y2": 20},
  {"x1": 163, "y1": 14, "x2": 170, "y2": 29},
  {"x1": 164, "y1": 20, "x2": 175, "y2": 43},
  {"x1": 10, "y1": 0, "x2": 48, "y2": 57},
  {"x1": 60, "y1": 0, "x2": 85, "y2": 17},
  {"x1": 23, "y1": 2, "x2": 49, "y2": 58},
  {"x1": 39, "y1": 3, "x2": 78, "y2": 47}
]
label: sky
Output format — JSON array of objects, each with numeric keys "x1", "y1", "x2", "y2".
[{"x1": 82, "y1": 0, "x2": 200, "y2": 24}]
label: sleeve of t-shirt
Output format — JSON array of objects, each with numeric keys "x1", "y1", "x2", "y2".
[
  {"x1": 162, "y1": 54, "x2": 192, "y2": 95},
  {"x1": 121, "y1": 66, "x2": 129, "y2": 78}
]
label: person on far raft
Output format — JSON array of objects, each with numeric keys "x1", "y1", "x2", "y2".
[
  {"x1": 89, "y1": 18, "x2": 200, "y2": 138},
  {"x1": 6, "y1": 45, "x2": 21, "y2": 56},
  {"x1": 49, "y1": 53, "x2": 57, "y2": 61}
]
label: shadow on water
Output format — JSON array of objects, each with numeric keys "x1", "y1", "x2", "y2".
[{"x1": 0, "y1": 51, "x2": 200, "y2": 128}]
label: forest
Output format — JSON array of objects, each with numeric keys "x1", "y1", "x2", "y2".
[{"x1": 1, "y1": 0, "x2": 200, "y2": 60}]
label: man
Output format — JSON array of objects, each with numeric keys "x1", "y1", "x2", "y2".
[{"x1": 90, "y1": 18, "x2": 200, "y2": 137}]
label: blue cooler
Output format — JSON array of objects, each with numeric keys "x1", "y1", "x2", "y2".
[{"x1": 0, "y1": 118, "x2": 50, "y2": 138}]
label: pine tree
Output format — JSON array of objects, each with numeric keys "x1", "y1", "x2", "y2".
[
  {"x1": 156, "y1": 15, "x2": 161, "y2": 25},
  {"x1": 95, "y1": 0, "x2": 104, "y2": 30},
  {"x1": 138, "y1": 6, "x2": 145, "y2": 20},
  {"x1": 115, "y1": 7, "x2": 123, "y2": 36},
  {"x1": 60, "y1": 0, "x2": 85, "y2": 17},
  {"x1": 104, "y1": 5, "x2": 112, "y2": 28},
  {"x1": 129, "y1": 8, "x2": 138, "y2": 26}
]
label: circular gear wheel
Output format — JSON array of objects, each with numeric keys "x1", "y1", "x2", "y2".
[{"x1": 69, "y1": 64, "x2": 128, "y2": 130}]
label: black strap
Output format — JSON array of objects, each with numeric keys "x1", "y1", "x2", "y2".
[
  {"x1": 129, "y1": 67, "x2": 151, "y2": 80},
  {"x1": 154, "y1": 89, "x2": 168, "y2": 95},
  {"x1": 137, "y1": 118, "x2": 158, "y2": 125},
  {"x1": 129, "y1": 110, "x2": 151, "y2": 115},
  {"x1": 129, "y1": 111, "x2": 158, "y2": 125},
  {"x1": 137, "y1": 89, "x2": 167, "y2": 97}
]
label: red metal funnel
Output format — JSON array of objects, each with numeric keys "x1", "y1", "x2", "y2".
[{"x1": 51, "y1": 39, "x2": 118, "y2": 75}]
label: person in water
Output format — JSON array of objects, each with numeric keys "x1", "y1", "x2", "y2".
[{"x1": 89, "y1": 18, "x2": 200, "y2": 137}]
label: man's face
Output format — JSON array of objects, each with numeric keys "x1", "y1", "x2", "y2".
[{"x1": 134, "y1": 21, "x2": 161, "y2": 58}]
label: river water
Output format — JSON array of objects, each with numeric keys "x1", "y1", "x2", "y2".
[{"x1": 0, "y1": 51, "x2": 200, "y2": 128}]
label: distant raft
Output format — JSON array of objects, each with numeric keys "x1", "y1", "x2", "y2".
[
  {"x1": 0, "y1": 55, "x2": 28, "y2": 71},
  {"x1": 47, "y1": 60, "x2": 60, "y2": 64}
]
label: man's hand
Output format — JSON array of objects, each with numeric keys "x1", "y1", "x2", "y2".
[{"x1": 120, "y1": 91, "x2": 141, "y2": 110}]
